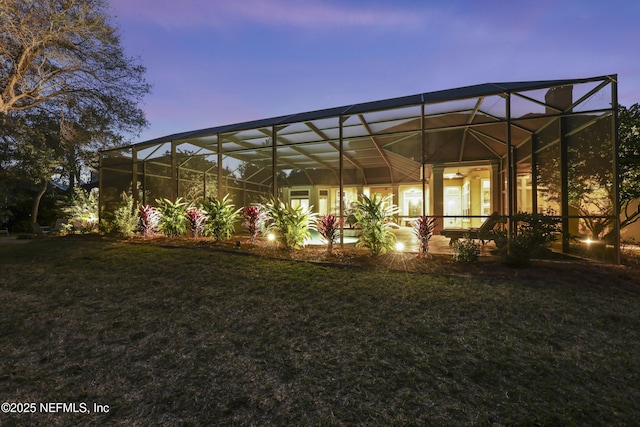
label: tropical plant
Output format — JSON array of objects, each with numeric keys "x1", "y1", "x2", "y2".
[
  {"x1": 242, "y1": 205, "x2": 266, "y2": 244},
  {"x1": 111, "y1": 192, "x2": 138, "y2": 237},
  {"x1": 201, "y1": 195, "x2": 240, "y2": 242},
  {"x1": 186, "y1": 208, "x2": 207, "y2": 238},
  {"x1": 156, "y1": 197, "x2": 191, "y2": 237},
  {"x1": 453, "y1": 235, "x2": 480, "y2": 263},
  {"x1": 263, "y1": 199, "x2": 316, "y2": 251},
  {"x1": 412, "y1": 215, "x2": 437, "y2": 258},
  {"x1": 353, "y1": 193, "x2": 399, "y2": 256},
  {"x1": 63, "y1": 187, "x2": 99, "y2": 232},
  {"x1": 315, "y1": 214, "x2": 342, "y2": 253},
  {"x1": 139, "y1": 204, "x2": 160, "y2": 237}
]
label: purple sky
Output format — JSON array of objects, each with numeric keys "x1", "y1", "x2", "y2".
[{"x1": 107, "y1": 0, "x2": 640, "y2": 143}]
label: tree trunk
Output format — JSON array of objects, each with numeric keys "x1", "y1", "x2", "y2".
[{"x1": 30, "y1": 181, "x2": 48, "y2": 225}]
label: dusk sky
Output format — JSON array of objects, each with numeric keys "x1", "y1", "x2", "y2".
[{"x1": 107, "y1": 0, "x2": 640, "y2": 143}]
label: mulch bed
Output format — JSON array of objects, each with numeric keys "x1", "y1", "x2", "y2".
[{"x1": 114, "y1": 235, "x2": 640, "y2": 295}]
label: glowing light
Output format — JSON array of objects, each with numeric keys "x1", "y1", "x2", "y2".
[
  {"x1": 267, "y1": 233, "x2": 276, "y2": 242},
  {"x1": 584, "y1": 238, "x2": 592, "y2": 245},
  {"x1": 395, "y1": 242, "x2": 405, "y2": 252}
]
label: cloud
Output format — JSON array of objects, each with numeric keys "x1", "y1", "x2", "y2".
[
  {"x1": 109, "y1": 0, "x2": 423, "y2": 31},
  {"x1": 225, "y1": 0, "x2": 422, "y2": 29}
]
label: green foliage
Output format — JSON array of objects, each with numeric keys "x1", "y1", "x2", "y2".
[
  {"x1": 63, "y1": 187, "x2": 99, "y2": 232},
  {"x1": 1, "y1": 0, "x2": 150, "y2": 225},
  {"x1": 111, "y1": 192, "x2": 138, "y2": 237},
  {"x1": 156, "y1": 197, "x2": 191, "y2": 238},
  {"x1": 453, "y1": 236, "x2": 480, "y2": 263},
  {"x1": 412, "y1": 215, "x2": 436, "y2": 258},
  {"x1": 494, "y1": 213, "x2": 561, "y2": 266},
  {"x1": 618, "y1": 103, "x2": 640, "y2": 232},
  {"x1": 263, "y1": 199, "x2": 316, "y2": 251},
  {"x1": 315, "y1": 214, "x2": 342, "y2": 253},
  {"x1": 353, "y1": 193, "x2": 399, "y2": 256},
  {"x1": 98, "y1": 218, "x2": 114, "y2": 235},
  {"x1": 201, "y1": 195, "x2": 240, "y2": 242}
]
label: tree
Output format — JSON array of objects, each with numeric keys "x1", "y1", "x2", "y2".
[
  {"x1": 1, "y1": 111, "x2": 62, "y2": 226},
  {"x1": 535, "y1": 104, "x2": 640, "y2": 241},
  {"x1": 618, "y1": 103, "x2": 640, "y2": 232},
  {"x1": 0, "y1": 0, "x2": 150, "y2": 115},
  {"x1": 0, "y1": 0, "x2": 150, "y2": 226}
]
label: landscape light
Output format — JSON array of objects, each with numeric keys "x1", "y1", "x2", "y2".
[
  {"x1": 395, "y1": 242, "x2": 405, "y2": 252},
  {"x1": 267, "y1": 233, "x2": 276, "y2": 242}
]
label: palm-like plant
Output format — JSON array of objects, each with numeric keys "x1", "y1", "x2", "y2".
[
  {"x1": 201, "y1": 195, "x2": 240, "y2": 242},
  {"x1": 315, "y1": 214, "x2": 342, "y2": 253},
  {"x1": 242, "y1": 205, "x2": 266, "y2": 244},
  {"x1": 412, "y1": 215, "x2": 437, "y2": 258},
  {"x1": 353, "y1": 193, "x2": 399, "y2": 256},
  {"x1": 186, "y1": 208, "x2": 207, "y2": 238},
  {"x1": 263, "y1": 199, "x2": 316, "y2": 251},
  {"x1": 139, "y1": 204, "x2": 160, "y2": 237},
  {"x1": 156, "y1": 197, "x2": 191, "y2": 237}
]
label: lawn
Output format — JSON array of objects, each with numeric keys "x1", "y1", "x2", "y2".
[{"x1": 1, "y1": 237, "x2": 639, "y2": 426}]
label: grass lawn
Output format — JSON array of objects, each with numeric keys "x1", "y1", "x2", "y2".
[{"x1": 1, "y1": 237, "x2": 639, "y2": 425}]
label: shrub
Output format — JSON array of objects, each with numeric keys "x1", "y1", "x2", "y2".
[
  {"x1": 111, "y1": 193, "x2": 139, "y2": 237},
  {"x1": 156, "y1": 197, "x2": 191, "y2": 237},
  {"x1": 412, "y1": 215, "x2": 436, "y2": 258},
  {"x1": 315, "y1": 214, "x2": 342, "y2": 253},
  {"x1": 186, "y1": 208, "x2": 207, "y2": 238},
  {"x1": 453, "y1": 236, "x2": 480, "y2": 263},
  {"x1": 263, "y1": 199, "x2": 316, "y2": 251},
  {"x1": 98, "y1": 219, "x2": 114, "y2": 235},
  {"x1": 201, "y1": 195, "x2": 240, "y2": 242},
  {"x1": 353, "y1": 193, "x2": 399, "y2": 256},
  {"x1": 63, "y1": 187, "x2": 99, "y2": 233},
  {"x1": 494, "y1": 213, "x2": 561, "y2": 266},
  {"x1": 242, "y1": 205, "x2": 266, "y2": 244},
  {"x1": 139, "y1": 205, "x2": 160, "y2": 237}
]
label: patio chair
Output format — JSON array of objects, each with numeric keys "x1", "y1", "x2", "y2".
[{"x1": 441, "y1": 212, "x2": 500, "y2": 246}]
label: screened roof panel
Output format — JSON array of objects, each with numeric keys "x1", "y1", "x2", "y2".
[
  {"x1": 477, "y1": 95, "x2": 506, "y2": 118},
  {"x1": 369, "y1": 118, "x2": 419, "y2": 134},
  {"x1": 278, "y1": 130, "x2": 323, "y2": 145},
  {"x1": 571, "y1": 80, "x2": 613, "y2": 112},
  {"x1": 175, "y1": 142, "x2": 213, "y2": 154},
  {"x1": 109, "y1": 75, "x2": 617, "y2": 161},
  {"x1": 137, "y1": 142, "x2": 171, "y2": 160},
  {"x1": 424, "y1": 98, "x2": 478, "y2": 116},
  {"x1": 361, "y1": 105, "x2": 421, "y2": 124},
  {"x1": 287, "y1": 143, "x2": 338, "y2": 156},
  {"x1": 342, "y1": 123, "x2": 368, "y2": 138}
]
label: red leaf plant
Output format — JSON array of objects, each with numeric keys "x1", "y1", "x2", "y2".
[{"x1": 315, "y1": 214, "x2": 343, "y2": 253}]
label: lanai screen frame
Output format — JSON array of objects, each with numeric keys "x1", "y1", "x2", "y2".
[{"x1": 99, "y1": 74, "x2": 620, "y2": 262}]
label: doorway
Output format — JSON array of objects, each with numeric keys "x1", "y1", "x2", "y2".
[{"x1": 444, "y1": 186, "x2": 462, "y2": 228}]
